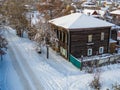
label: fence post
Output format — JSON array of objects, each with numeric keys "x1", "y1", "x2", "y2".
[
  {"x1": 46, "y1": 45, "x2": 49, "y2": 59},
  {"x1": 80, "y1": 55, "x2": 83, "y2": 71}
]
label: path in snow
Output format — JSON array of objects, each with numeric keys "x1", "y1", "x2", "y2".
[
  {"x1": 4, "y1": 29, "x2": 45, "y2": 90},
  {"x1": 0, "y1": 48, "x2": 24, "y2": 90}
]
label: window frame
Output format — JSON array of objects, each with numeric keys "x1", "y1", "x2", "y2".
[
  {"x1": 99, "y1": 47, "x2": 104, "y2": 54},
  {"x1": 87, "y1": 48, "x2": 92, "y2": 56}
]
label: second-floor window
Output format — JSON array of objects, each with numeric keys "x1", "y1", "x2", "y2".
[
  {"x1": 101, "y1": 32, "x2": 104, "y2": 40},
  {"x1": 88, "y1": 35, "x2": 92, "y2": 42}
]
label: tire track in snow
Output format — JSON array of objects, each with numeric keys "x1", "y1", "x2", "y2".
[
  {"x1": 6, "y1": 30, "x2": 45, "y2": 90},
  {"x1": 0, "y1": 57, "x2": 10, "y2": 90},
  {"x1": 8, "y1": 43, "x2": 32, "y2": 90}
]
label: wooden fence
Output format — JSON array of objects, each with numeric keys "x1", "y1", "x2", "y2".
[{"x1": 69, "y1": 54, "x2": 120, "y2": 70}]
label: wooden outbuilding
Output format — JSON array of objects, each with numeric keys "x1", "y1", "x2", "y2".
[{"x1": 49, "y1": 13, "x2": 113, "y2": 59}]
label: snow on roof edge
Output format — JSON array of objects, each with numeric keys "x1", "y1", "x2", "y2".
[{"x1": 49, "y1": 13, "x2": 114, "y2": 29}]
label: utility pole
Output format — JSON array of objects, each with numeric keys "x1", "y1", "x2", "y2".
[{"x1": 46, "y1": 45, "x2": 49, "y2": 59}]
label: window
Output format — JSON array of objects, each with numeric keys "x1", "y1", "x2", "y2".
[
  {"x1": 99, "y1": 47, "x2": 104, "y2": 54},
  {"x1": 54, "y1": 29, "x2": 58, "y2": 38},
  {"x1": 56, "y1": 30, "x2": 59, "y2": 38},
  {"x1": 101, "y1": 32, "x2": 104, "y2": 40},
  {"x1": 60, "y1": 31, "x2": 62, "y2": 40},
  {"x1": 87, "y1": 48, "x2": 92, "y2": 56},
  {"x1": 65, "y1": 33, "x2": 67, "y2": 44},
  {"x1": 88, "y1": 35, "x2": 92, "y2": 42},
  {"x1": 63, "y1": 32, "x2": 65, "y2": 43},
  {"x1": 58, "y1": 31, "x2": 60, "y2": 39}
]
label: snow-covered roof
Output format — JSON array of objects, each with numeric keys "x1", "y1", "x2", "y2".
[
  {"x1": 49, "y1": 13, "x2": 114, "y2": 29},
  {"x1": 110, "y1": 9, "x2": 120, "y2": 15},
  {"x1": 109, "y1": 39, "x2": 117, "y2": 43},
  {"x1": 82, "y1": 9, "x2": 106, "y2": 17},
  {"x1": 83, "y1": 9, "x2": 96, "y2": 15},
  {"x1": 111, "y1": 25, "x2": 120, "y2": 30},
  {"x1": 81, "y1": 1, "x2": 97, "y2": 8}
]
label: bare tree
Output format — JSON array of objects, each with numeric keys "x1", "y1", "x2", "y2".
[
  {"x1": 0, "y1": 0, "x2": 36, "y2": 37},
  {"x1": 89, "y1": 69, "x2": 101, "y2": 90},
  {"x1": 37, "y1": 0, "x2": 76, "y2": 19},
  {"x1": 35, "y1": 0, "x2": 76, "y2": 48},
  {"x1": 112, "y1": 82, "x2": 120, "y2": 90}
]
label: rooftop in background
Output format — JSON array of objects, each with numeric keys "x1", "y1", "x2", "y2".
[
  {"x1": 110, "y1": 9, "x2": 120, "y2": 15},
  {"x1": 49, "y1": 13, "x2": 114, "y2": 29},
  {"x1": 81, "y1": 1, "x2": 97, "y2": 8},
  {"x1": 82, "y1": 9, "x2": 106, "y2": 18}
]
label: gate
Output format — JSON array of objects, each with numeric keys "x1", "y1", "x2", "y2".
[{"x1": 69, "y1": 54, "x2": 81, "y2": 68}]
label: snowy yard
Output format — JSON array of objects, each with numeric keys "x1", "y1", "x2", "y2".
[{"x1": 0, "y1": 27, "x2": 120, "y2": 90}]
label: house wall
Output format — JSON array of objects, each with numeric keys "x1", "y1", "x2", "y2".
[
  {"x1": 70, "y1": 27, "x2": 110, "y2": 58},
  {"x1": 51, "y1": 24, "x2": 68, "y2": 59}
]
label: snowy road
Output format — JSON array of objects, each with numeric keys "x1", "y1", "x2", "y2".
[
  {"x1": 1, "y1": 27, "x2": 120, "y2": 90},
  {"x1": 4, "y1": 29, "x2": 45, "y2": 90}
]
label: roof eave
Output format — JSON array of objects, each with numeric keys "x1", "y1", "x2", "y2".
[{"x1": 69, "y1": 26, "x2": 113, "y2": 31}]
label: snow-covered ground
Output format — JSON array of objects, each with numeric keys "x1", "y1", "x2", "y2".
[
  {"x1": 0, "y1": 27, "x2": 120, "y2": 90},
  {"x1": 0, "y1": 47, "x2": 24, "y2": 90}
]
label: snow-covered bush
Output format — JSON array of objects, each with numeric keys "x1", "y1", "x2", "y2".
[
  {"x1": 112, "y1": 82, "x2": 120, "y2": 90},
  {"x1": 0, "y1": 35, "x2": 8, "y2": 61}
]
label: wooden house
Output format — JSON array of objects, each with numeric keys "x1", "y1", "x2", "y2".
[{"x1": 49, "y1": 13, "x2": 113, "y2": 59}]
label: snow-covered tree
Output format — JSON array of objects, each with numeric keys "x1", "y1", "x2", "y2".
[
  {"x1": 0, "y1": 28, "x2": 8, "y2": 61},
  {"x1": 0, "y1": 0, "x2": 36, "y2": 37}
]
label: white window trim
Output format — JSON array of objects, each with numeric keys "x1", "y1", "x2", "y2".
[
  {"x1": 87, "y1": 48, "x2": 92, "y2": 56},
  {"x1": 99, "y1": 47, "x2": 104, "y2": 54}
]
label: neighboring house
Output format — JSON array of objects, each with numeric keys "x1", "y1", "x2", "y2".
[
  {"x1": 49, "y1": 13, "x2": 113, "y2": 59},
  {"x1": 82, "y1": 9, "x2": 106, "y2": 19},
  {"x1": 111, "y1": 26, "x2": 120, "y2": 53},
  {"x1": 99, "y1": 0, "x2": 113, "y2": 7},
  {"x1": 81, "y1": 1, "x2": 98, "y2": 9},
  {"x1": 110, "y1": 9, "x2": 120, "y2": 25}
]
